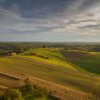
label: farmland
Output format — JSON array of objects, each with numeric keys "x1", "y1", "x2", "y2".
[{"x1": 0, "y1": 43, "x2": 100, "y2": 100}]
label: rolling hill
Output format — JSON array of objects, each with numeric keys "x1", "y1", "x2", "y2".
[{"x1": 0, "y1": 48, "x2": 100, "y2": 100}]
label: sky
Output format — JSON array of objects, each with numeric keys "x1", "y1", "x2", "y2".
[{"x1": 0, "y1": 0, "x2": 100, "y2": 42}]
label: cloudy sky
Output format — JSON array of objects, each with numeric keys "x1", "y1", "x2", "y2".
[{"x1": 0, "y1": 0, "x2": 100, "y2": 42}]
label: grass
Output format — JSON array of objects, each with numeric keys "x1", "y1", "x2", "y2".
[
  {"x1": 0, "y1": 73, "x2": 89, "y2": 100},
  {"x1": 61, "y1": 50, "x2": 100, "y2": 74},
  {"x1": 25, "y1": 95, "x2": 47, "y2": 100},
  {"x1": 0, "y1": 51, "x2": 99, "y2": 92},
  {"x1": 21, "y1": 48, "x2": 76, "y2": 70},
  {"x1": 0, "y1": 48, "x2": 100, "y2": 99}
]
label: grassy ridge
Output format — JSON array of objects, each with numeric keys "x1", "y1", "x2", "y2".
[
  {"x1": 0, "y1": 48, "x2": 100, "y2": 99},
  {"x1": 21, "y1": 48, "x2": 76, "y2": 70},
  {"x1": 0, "y1": 48, "x2": 99, "y2": 93}
]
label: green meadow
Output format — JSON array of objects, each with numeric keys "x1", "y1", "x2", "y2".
[{"x1": 0, "y1": 46, "x2": 100, "y2": 100}]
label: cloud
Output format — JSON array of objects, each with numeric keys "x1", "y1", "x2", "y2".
[
  {"x1": 0, "y1": 8, "x2": 21, "y2": 20},
  {"x1": 0, "y1": 0, "x2": 100, "y2": 42}
]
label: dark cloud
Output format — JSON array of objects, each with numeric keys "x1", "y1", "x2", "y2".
[
  {"x1": 0, "y1": 0, "x2": 70, "y2": 18},
  {"x1": 80, "y1": 0, "x2": 100, "y2": 10},
  {"x1": 0, "y1": 0, "x2": 100, "y2": 18},
  {"x1": 79, "y1": 24, "x2": 100, "y2": 29},
  {"x1": 0, "y1": 0, "x2": 100, "y2": 41}
]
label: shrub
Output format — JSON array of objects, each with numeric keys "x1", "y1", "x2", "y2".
[
  {"x1": 4, "y1": 89, "x2": 24, "y2": 100},
  {"x1": 24, "y1": 83, "x2": 34, "y2": 92}
]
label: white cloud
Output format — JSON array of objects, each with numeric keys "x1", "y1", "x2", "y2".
[{"x1": 0, "y1": 0, "x2": 100, "y2": 41}]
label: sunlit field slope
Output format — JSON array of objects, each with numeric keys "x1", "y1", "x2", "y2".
[
  {"x1": 0, "y1": 48, "x2": 100, "y2": 95},
  {"x1": 21, "y1": 48, "x2": 76, "y2": 70}
]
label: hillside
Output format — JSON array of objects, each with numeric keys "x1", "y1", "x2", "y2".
[
  {"x1": 0, "y1": 72, "x2": 89, "y2": 100},
  {"x1": 0, "y1": 48, "x2": 100, "y2": 100},
  {"x1": 61, "y1": 50, "x2": 100, "y2": 74}
]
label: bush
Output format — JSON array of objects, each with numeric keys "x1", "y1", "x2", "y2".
[
  {"x1": 24, "y1": 83, "x2": 34, "y2": 92},
  {"x1": 0, "y1": 50, "x2": 8, "y2": 56},
  {"x1": 4, "y1": 89, "x2": 24, "y2": 100}
]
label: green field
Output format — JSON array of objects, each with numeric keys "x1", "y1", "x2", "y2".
[{"x1": 0, "y1": 47, "x2": 100, "y2": 100}]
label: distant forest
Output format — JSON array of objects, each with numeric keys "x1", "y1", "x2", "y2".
[{"x1": 0, "y1": 42, "x2": 100, "y2": 56}]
